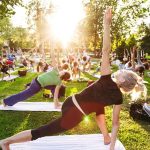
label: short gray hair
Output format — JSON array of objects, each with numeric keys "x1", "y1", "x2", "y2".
[{"x1": 115, "y1": 70, "x2": 147, "y2": 101}]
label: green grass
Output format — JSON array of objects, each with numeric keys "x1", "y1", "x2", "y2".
[
  {"x1": 146, "y1": 55, "x2": 150, "y2": 59},
  {"x1": 0, "y1": 70, "x2": 150, "y2": 150}
]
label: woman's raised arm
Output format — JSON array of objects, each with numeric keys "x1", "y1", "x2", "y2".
[{"x1": 101, "y1": 8, "x2": 112, "y2": 76}]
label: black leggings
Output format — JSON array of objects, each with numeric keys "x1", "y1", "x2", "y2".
[{"x1": 31, "y1": 97, "x2": 84, "y2": 140}]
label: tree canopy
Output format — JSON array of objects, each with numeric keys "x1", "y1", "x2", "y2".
[
  {"x1": 0, "y1": 0, "x2": 150, "y2": 55},
  {"x1": 80, "y1": 0, "x2": 150, "y2": 51},
  {"x1": 0, "y1": 0, "x2": 22, "y2": 19}
]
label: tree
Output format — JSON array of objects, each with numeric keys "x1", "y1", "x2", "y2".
[
  {"x1": 115, "y1": 34, "x2": 137, "y2": 59},
  {"x1": 27, "y1": 0, "x2": 53, "y2": 59},
  {"x1": 81, "y1": 0, "x2": 150, "y2": 53},
  {"x1": 0, "y1": 18, "x2": 13, "y2": 47},
  {"x1": 138, "y1": 23, "x2": 150, "y2": 54},
  {"x1": 11, "y1": 27, "x2": 36, "y2": 49},
  {"x1": 0, "y1": 17, "x2": 35, "y2": 49},
  {"x1": 0, "y1": 0, "x2": 22, "y2": 19}
]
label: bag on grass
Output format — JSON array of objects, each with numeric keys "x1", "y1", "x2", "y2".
[
  {"x1": 18, "y1": 69, "x2": 27, "y2": 76},
  {"x1": 43, "y1": 85, "x2": 66, "y2": 98},
  {"x1": 129, "y1": 103, "x2": 150, "y2": 122},
  {"x1": 43, "y1": 89, "x2": 52, "y2": 98}
]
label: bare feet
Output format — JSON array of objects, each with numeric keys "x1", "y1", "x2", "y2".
[
  {"x1": 0, "y1": 140, "x2": 10, "y2": 150},
  {"x1": 1, "y1": 100, "x2": 7, "y2": 107},
  {"x1": 54, "y1": 102, "x2": 62, "y2": 109},
  {"x1": 104, "y1": 134, "x2": 111, "y2": 145}
]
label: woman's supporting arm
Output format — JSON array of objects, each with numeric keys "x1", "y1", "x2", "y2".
[
  {"x1": 110, "y1": 105, "x2": 121, "y2": 150},
  {"x1": 96, "y1": 114, "x2": 111, "y2": 145},
  {"x1": 101, "y1": 8, "x2": 112, "y2": 76},
  {"x1": 0, "y1": 130, "x2": 32, "y2": 149}
]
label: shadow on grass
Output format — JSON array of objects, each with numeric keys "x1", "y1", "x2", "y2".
[{"x1": 0, "y1": 111, "x2": 61, "y2": 139}]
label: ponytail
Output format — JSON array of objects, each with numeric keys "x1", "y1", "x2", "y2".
[{"x1": 130, "y1": 80, "x2": 147, "y2": 101}]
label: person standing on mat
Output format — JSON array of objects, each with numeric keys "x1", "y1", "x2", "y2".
[
  {"x1": 1, "y1": 50, "x2": 70, "y2": 109},
  {"x1": 0, "y1": 8, "x2": 147, "y2": 150}
]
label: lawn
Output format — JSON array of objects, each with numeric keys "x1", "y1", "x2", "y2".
[
  {"x1": 146, "y1": 55, "x2": 150, "y2": 60},
  {"x1": 0, "y1": 68, "x2": 150, "y2": 150}
]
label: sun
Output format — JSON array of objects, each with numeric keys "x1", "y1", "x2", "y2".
[{"x1": 46, "y1": 0, "x2": 86, "y2": 48}]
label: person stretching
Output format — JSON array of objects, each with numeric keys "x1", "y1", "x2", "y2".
[
  {"x1": 0, "y1": 8, "x2": 147, "y2": 150},
  {"x1": 2, "y1": 50, "x2": 71, "y2": 109}
]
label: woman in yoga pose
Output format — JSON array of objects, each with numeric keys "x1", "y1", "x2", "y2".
[
  {"x1": 2, "y1": 48, "x2": 70, "y2": 109},
  {"x1": 0, "y1": 8, "x2": 146, "y2": 150}
]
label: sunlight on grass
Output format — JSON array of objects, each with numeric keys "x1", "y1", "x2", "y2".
[
  {"x1": 15, "y1": 114, "x2": 30, "y2": 132},
  {"x1": 70, "y1": 87, "x2": 78, "y2": 95}
]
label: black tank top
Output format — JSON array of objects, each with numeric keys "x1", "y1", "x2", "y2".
[{"x1": 75, "y1": 74, "x2": 123, "y2": 115}]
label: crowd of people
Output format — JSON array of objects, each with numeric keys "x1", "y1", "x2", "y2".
[
  {"x1": 111, "y1": 47, "x2": 149, "y2": 78},
  {"x1": 0, "y1": 46, "x2": 92, "y2": 78}
]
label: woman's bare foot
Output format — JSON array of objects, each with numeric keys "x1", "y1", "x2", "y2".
[
  {"x1": 54, "y1": 102, "x2": 62, "y2": 109},
  {"x1": 1, "y1": 100, "x2": 7, "y2": 107},
  {"x1": 0, "y1": 140, "x2": 10, "y2": 150},
  {"x1": 104, "y1": 134, "x2": 111, "y2": 145}
]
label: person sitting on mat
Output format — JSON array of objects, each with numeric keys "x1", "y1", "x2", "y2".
[
  {"x1": 0, "y1": 8, "x2": 147, "y2": 150},
  {"x1": 1, "y1": 50, "x2": 71, "y2": 109}
]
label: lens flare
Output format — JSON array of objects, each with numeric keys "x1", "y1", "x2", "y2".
[
  {"x1": 84, "y1": 116, "x2": 89, "y2": 122},
  {"x1": 46, "y1": 0, "x2": 86, "y2": 48}
]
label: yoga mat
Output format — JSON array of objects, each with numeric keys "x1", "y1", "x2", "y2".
[
  {"x1": 10, "y1": 134, "x2": 125, "y2": 150},
  {"x1": 0, "y1": 75, "x2": 19, "y2": 81},
  {"x1": 9, "y1": 70, "x2": 17, "y2": 74},
  {"x1": 0, "y1": 102, "x2": 61, "y2": 112}
]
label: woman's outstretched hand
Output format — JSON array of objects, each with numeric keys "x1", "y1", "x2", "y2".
[{"x1": 103, "y1": 7, "x2": 112, "y2": 26}]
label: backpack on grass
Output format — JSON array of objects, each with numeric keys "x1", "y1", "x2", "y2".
[
  {"x1": 129, "y1": 103, "x2": 150, "y2": 122},
  {"x1": 43, "y1": 85, "x2": 66, "y2": 98}
]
